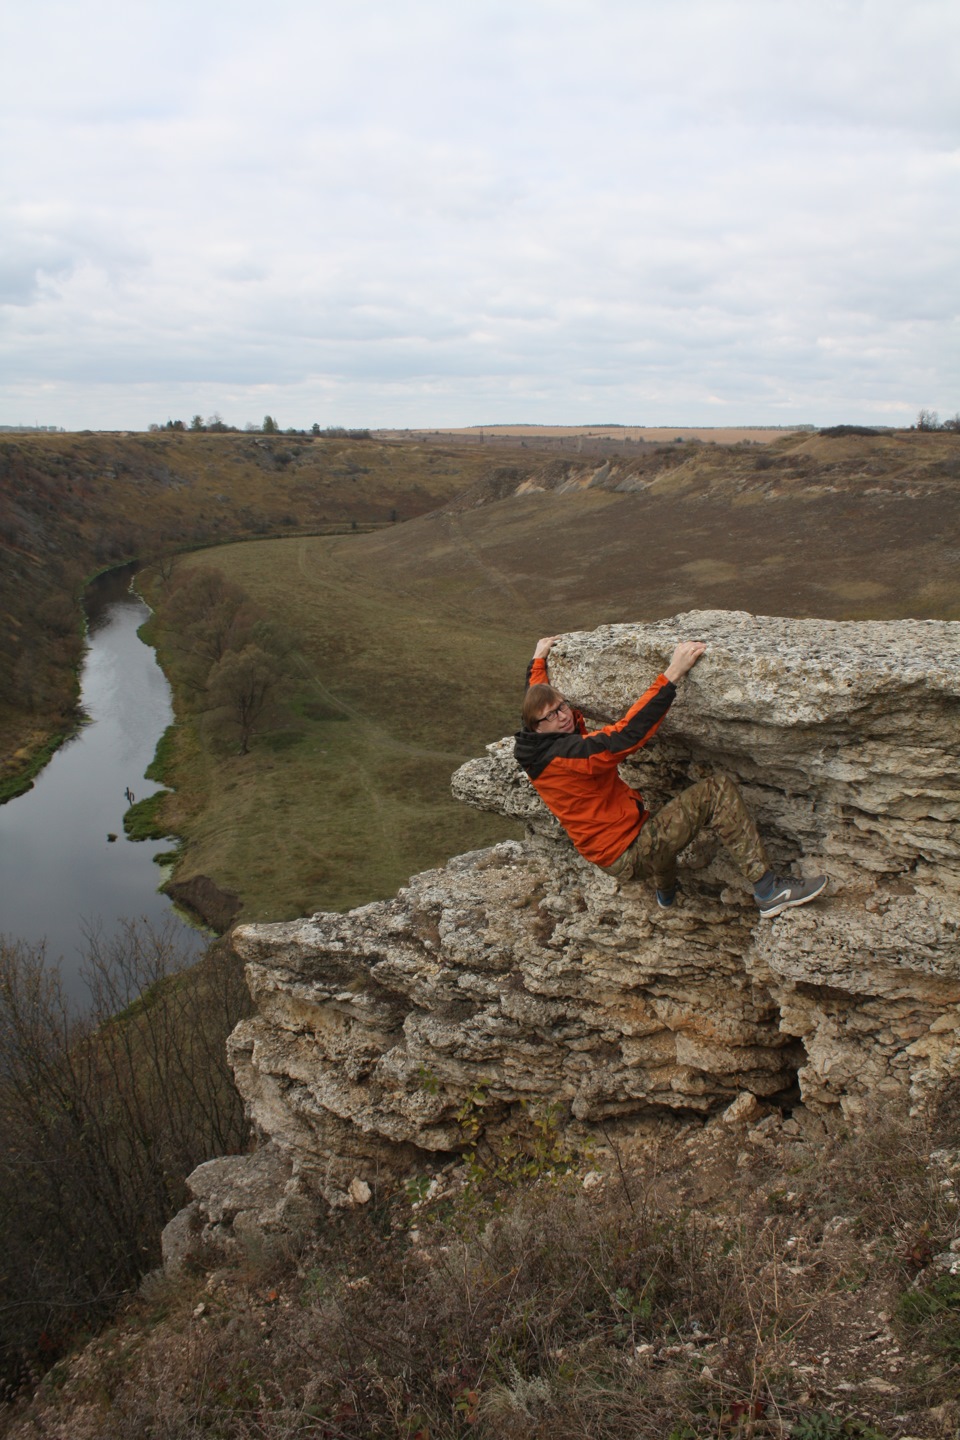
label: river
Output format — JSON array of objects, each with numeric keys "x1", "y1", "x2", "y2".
[{"x1": 0, "y1": 567, "x2": 204, "y2": 1000}]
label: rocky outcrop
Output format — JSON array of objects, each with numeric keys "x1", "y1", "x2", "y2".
[{"x1": 170, "y1": 611, "x2": 960, "y2": 1233}]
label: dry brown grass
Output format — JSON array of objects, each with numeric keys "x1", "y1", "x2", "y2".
[
  {"x1": 5, "y1": 1105, "x2": 959, "y2": 1440},
  {"x1": 385, "y1": 424, "x2": 810, "y2": 445}
]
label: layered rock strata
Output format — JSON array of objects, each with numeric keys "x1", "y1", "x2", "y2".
[{"x1": 177, "y1": 611, "x2": 960, "y2": 1234}]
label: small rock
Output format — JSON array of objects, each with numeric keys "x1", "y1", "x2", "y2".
[
  {"x1": 581, "y1": 1170, "x2": 604, "y2": 1192},
  {"x1": 721, "y1": 1092, "x2": 763, "y2": 1126},
  {"x1": 348, "y1": 1177, "x2": 372, "y2": 1206}
]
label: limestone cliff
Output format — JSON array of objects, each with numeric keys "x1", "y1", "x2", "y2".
[{"x1": 164, "y1": 611, "x2": 960, "y2": 1255}]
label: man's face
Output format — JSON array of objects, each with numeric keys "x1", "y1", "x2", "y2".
[{"x1": 534, "y1": 697, "x2": 575, "y2": 734}]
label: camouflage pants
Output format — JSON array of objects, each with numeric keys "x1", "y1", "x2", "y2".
[{"x1": 602, "y1": 774, "x2": 769, "y2": 890}]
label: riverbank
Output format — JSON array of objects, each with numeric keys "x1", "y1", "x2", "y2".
[
  {"x1": 0, "y1": 723, "x2": 77, "y2": 804},
  {"x1": 0, "y1": 574, "x2": 202, "y2": 990}
]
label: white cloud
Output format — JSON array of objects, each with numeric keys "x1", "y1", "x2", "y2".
[{"x1": 0, "y1": 0, "x2": 957, "y2": 428}]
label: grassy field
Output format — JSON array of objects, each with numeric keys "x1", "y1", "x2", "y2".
[
  {"x1": 146, "y1": 533, "x2": 528, "y2": 922},
  {"x1": 147, "y1": 495, "x2": 650, "y2": 922},
  {"x1": 148, "y1": 429, "x2": 960, "y2": 926}
]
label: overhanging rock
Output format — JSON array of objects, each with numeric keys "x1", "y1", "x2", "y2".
[{"x1": 218, "y1": 611, "x2": 960, "y2": 1210}]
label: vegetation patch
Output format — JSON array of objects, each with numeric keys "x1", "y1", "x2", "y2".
[
  {"x1": 0, "y1": 727, "x2": 74, "y2": 805},
  {"x1": 5, "y1": 1107, "x2": 958, "y2": 1438},
  {"x1": 143, "y1": 722, "x2": 176, "y2": 784},
  {"x1": 0, "y1": 925, "x2": 251, "y2": 1395},
  {"x1": 122, "y1": 791, "x2": 173, "y2": 841}
]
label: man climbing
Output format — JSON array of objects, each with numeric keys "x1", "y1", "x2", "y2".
[{"x1": 513, "y1": 634, "x2": 826, "y2": 919}]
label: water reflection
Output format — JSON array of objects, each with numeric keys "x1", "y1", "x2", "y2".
[{"x1": 0, "y1": 568, "x2": 204, "y2": 998}]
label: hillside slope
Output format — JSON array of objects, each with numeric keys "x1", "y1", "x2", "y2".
[
  {"x1": 0, "y1": 432, "x2": 527, "y2": 795},
  {"x1": 153, "y1": 428, "x2": 960, "y2": 925}
]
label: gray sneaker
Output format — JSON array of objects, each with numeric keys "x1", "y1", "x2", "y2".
[{"x1": 756, "y1": 875, "x2": 827, "y2": 919}]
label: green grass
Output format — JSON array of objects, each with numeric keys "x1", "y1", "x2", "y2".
[
  {"x1": 146, "y1": 531, "x2": 538, "y2": 920},
  {"x1": 0, "y1": 728, "x2": 72, "y2": 803},
  {"x1": 144, "y1": 723, "x2": 177, "y2": 784},
  {"x1": 122, "y1": 791, "x2": 174, "y2": 841}
]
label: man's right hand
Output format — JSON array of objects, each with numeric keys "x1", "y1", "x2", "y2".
[{"x1": 533, "y1": 635, "x2": 561, "y2": 659}]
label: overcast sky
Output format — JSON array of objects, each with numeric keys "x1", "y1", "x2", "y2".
[{"x1": 2, "y1": 0, "x2": 958, "y2": 431}]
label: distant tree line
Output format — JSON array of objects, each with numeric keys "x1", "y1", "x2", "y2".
[
  {"x1": 149, "y1": 414, "x2": 371, "y2": 439},
  {"x1": 914, "y1": 409, "x2": 960, "y2": 432}
]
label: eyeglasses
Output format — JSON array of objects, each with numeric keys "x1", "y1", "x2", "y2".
[{"x1": 535, "y1": 699, "x2": 571, "y2": 726}]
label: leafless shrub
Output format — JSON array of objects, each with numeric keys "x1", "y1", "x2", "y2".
[{"x1": 0, "y1": 922, "x2": 251, "y2": 1390}]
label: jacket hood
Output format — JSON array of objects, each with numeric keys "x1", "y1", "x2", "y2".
[{"x1": 514, "y1": 726, "x2": 564, "y2": 771}]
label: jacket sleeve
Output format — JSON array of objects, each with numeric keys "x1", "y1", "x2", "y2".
[{"x1": 525, "y1": 655, "x2": 550, "y2": 688}]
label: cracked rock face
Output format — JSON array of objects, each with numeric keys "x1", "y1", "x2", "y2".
[{"x1": 219, "y1": 611, "x2": 959, "y2": 1209}]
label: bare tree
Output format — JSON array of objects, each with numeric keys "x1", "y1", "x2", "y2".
[
  {"x1": 205, "y1": 643, "x2": 287, "y2": 754},
  {"x1": 161, "y1": 567, "x2": 259, "y2": 697},
  {"x1": 0, "y1": 923, "x2": 251, "y2": 1384}
]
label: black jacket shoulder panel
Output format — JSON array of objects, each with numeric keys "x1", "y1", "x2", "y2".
[{"x1": 514, "y1": 727, "x2": 612, "y2": 779}]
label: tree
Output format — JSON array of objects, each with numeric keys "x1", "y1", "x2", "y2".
[
  {"x1": 190, "y1": 414, "x2": 205, "y2": 432},
  {"x1": 916, "y1": 409, "x2": 941, "y2": 431},
  {"x1": 311, "y1": 422, "x2": 321, "y2": 435},
  {"x1": 262, "y1": 414, "x2": 278, "y2": 434},
  {"x1": 154, "y1": 551, "x2": 177, "y2": 584},
  {"x1": 162, "y1": 566, "x2": 258, "y2": 695},
  {"x1": 205, "y1": 643, "x2": 287, "y2": 754}
]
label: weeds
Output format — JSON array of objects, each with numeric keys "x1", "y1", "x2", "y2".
[
  {"x1": 2, "y1": 1103, "x2": 959, "y2": 1438},
  {"x1": 790, "y1": 1415, "x2": 888, "y2": 1440}
]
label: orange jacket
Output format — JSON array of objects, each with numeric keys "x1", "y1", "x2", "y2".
[{"x1": 513, "y1": 655, "x2": 675, "y2": 867}]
